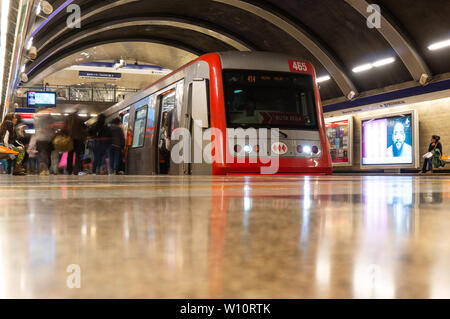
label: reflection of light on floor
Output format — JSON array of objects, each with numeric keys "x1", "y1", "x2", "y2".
[
  {"x1": 430, "y1": 248, "x2": 450, "y2": 298},
  {"x1": 363, "y1": 177, "x2": 388, "y2": 231},
  {"x1": 300, "y1": 178, "x2": 311, "y2": 244},
  {"x1": 0, "y1": 230, "x2": 6, "y2": 298},
  {"x1": 353, "y1": 262, "x2": 394, "y2": 298},
  {"x1": 303, "y1": 177, "x2": 311, "y2": 210},
  {"x1": 315, "y1": 241, "x2": 330, "y2": 292},
  {"x1": 243, "y1": 181, "x2": 252, "y2": 229}
]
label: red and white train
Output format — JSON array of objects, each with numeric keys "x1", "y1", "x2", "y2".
[{"x1": 102, "y1": 51, "x2": 332, "y2": 175}]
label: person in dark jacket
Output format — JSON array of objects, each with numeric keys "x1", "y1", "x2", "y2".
[
  {"x1": 109, "y1": 118, "x2": 125, "y2": 174},
  {"x1": 14, "y1": 114, "x2": 31, "y2": 171},
  {"x1": 0, "y1": 113, "x2": 26, "y2": 175},
  {"x1": 66, "y1": 112, "x2": 87, "y2": 175},
  {"x1": 421, "y1": 135, "x2": 443, "y2": 173},
  {"x1": 88, "y1": 114, "x2": 112, "y2": 174}
]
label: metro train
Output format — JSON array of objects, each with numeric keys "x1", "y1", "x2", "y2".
[{"x1": 101, "y1": 51, "x2": 332, "y2": 175}]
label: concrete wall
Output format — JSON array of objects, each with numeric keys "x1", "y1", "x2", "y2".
[{"x1": 325, "y1": 97, "x2": 450, "y2": 171}]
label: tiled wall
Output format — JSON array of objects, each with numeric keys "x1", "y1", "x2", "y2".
[{"x1": 326, "y1": 97, "x2": 450, "y2": 171}]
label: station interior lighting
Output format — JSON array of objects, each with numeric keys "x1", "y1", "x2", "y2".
[
  {"x1": 316, "y1": 75, "x2": 331, "y2": 83},
  {"x1": 26, "y1": 37, "x2": 33, "y2": 50},
  {"x1": 303, "y1": 145, "x2": 312, "y2": 154},
  {"x1": 352, "y1": 57, "x2": 395, "y2": 73},
  {"x1": 428, "y1": 39, "x2": 450, "y2": 51},
  {"x1": 0, "y1": 0, "x2": 11, "y2": 107}
]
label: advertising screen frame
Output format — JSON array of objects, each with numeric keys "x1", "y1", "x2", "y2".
[
  {"x1": 27, "y1": 91, "x2": 56, "y2": 107},
  {"x1": 325, "y1": 115, "x2": 354, "y2": 167},
  {"x1": 360, "y1": 109, "x2": 419, "y2": 170}
]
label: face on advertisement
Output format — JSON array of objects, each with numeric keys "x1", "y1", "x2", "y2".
[{"x1": 392, "y1": 122, "x2": 406, "y2": 153}]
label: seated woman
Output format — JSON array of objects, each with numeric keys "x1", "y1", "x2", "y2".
[{"x1": 0, "y1": 114, "x2": 26, "y2": 175}]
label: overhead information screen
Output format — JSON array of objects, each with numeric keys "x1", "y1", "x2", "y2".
[
  {"x1": 362, "y1": 113, "x2": 414, "y2": 166},
  {"x1": 27, "y1": 91, "x2": 56, "y2": 107}
]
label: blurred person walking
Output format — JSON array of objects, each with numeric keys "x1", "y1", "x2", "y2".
[
  {"x1": 89, "y1": 114, "x2": 112, "y2": 174},
  {"x1": 34, "y1": 113, "x2": 55, "y2": 175},
  {"x1": 109, "y1": 118, "x2": 125, "y2": 175},
  {"x1": 66, "y1": 112, "x2": 87, "y2": 175}
]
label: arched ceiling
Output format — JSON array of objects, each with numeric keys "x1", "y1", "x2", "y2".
[
  {"x1": 23, "y1": 0, "x2": 450, "y2": 102},
  {"x1": 26, "y1": 41, "x2": 198, "y2": 86}
]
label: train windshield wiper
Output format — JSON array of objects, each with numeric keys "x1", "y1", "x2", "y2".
[{"x1": 278, "y1": 130, "x2": 288, "y2": 138}]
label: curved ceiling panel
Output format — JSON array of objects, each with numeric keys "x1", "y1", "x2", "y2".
[
  {"x1": 27, "y1": 25, "x2": 236, "y2": 80},
  {"x1": 376, "y1": 0, "x2": 450, "y2": 75},
  {"x1": 27, "y1": 41, "x2": 198, "y2": 86}
]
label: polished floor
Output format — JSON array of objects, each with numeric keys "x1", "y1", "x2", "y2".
[{"x1": 1, "y1": 174, "x2": 450, "y2": 298}]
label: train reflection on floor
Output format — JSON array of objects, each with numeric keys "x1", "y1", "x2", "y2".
[{"x1": 0, "y1": 175, "x2": 449, "y2": 298}]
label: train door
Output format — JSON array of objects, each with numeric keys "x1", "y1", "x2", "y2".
[
  {"x1": 155, "y1": 89, "x2": 176, "y2": 174},
  {"x1": 120, "y1": 109, "x2": 130, "y2": 173}
]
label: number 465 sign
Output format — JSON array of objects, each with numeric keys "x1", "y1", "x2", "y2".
[{"x1": 288, "y1": 60, "x2": 309, "y2": 73}]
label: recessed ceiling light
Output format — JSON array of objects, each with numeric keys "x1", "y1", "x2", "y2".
[
  {"x1": 352, "y1": 63, "x2": 373, "y2": 73},
  {"x1": 352, "y1": 57, "x2": 395, "y2": 73},
  {"x1": 316, "y1": 75, "x2": 331, "y2": 83},
  {"x1": 428, "y1": 39, "x2": 450, "y2": 51},
  {"x1": 373, "y1": 57, "x2": 396, "y2": 67}
]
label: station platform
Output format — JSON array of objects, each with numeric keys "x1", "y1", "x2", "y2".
[{"x1": 1, "y1": 175, "x2": 450, "y2": 298}]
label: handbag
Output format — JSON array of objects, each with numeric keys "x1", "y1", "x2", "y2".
[
  {"x1": 53, "y1": 135, "x2": 74, "y2": 152},
  {"x1": 423, "y1": 152, "x2": 433, "y2": 159}
]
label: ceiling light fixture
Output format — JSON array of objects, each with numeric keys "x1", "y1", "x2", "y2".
[
  {"x1": 352, "y1": 63, "x2": 373, "y2": 73},
  {"x1": 428, "y1": 39, "x2": 450, "y2": 51},
  {"x1": 316, "y1": 75, "x2": 331, "y2": 83},
  {"x1": 372, "y1": 57, "x2": 396, "y2": 67},
  {"x1": 353, "y1": 57, "x2": 395, "y2": 73},
  {"x1": 26, "y1": 37, "x2": 33, "y2": 50},
  {"x1": 31, "y1": 0, "x2": 73, "y2": 38},
  {"x1": 36, "y1": 2, "x2": 42, "y2": 15}
]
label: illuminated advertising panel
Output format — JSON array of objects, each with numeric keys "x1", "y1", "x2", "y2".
[
  {"x1": 361, "y1": 110, "x2": 419, "y2": 168},
  {"x1": 325, "y1": 116, "x2": 353, "y2": 166}
]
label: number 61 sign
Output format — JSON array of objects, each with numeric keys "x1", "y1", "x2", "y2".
[{"x1": 288, "y1": 60, "x2": 310, "y2": 73}]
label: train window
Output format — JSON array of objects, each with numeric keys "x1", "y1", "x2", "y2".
[
  {"x1": 223, "y1": 70, "x2": 318, "y2": 130},
  {"x1": 132, "y1": 107, "x2": 148, "y2": 148}
]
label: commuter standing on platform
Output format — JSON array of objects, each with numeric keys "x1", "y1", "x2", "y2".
[
  {"x1": 89, "y1": 114, "x2": 112, "y2": 174},
  {"x1": 109, "y1": 118, "x2": 125, "y2": 175},
  {"x1": 66, "y1": 111, "x2": 87, "y2": 175}
]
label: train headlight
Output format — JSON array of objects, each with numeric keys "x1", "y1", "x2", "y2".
[
  {"x1": 303, "y1": 146, "x2": 312, "y2": 154},
  {"x1": 243, "y1": 145, "x2": 252, "y2": 153}
]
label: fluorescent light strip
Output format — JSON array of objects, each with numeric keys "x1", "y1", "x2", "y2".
[
  {"x1": 352, "y1": 57, "x2": 395, "y2": 73},
  {"x1": 31, "y1": 0, "x2": 75, "y2": 38},
  {"x1": 428, "y1": 39, "x2": 450, "y2": 51},
  {"x1": 0, "y1": 0, "x2": 11, "y2": 108},
  {"x1": 316, "y1": 75, "x2": 331, "y2": 83},
  {"x1": 352, "y1": 63, "x2": 373, "y2": 73},
  {"x1": 372, "y1": 57, "x2": 396, "y2": 67}
]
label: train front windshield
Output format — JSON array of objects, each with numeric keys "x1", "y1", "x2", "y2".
[{"x1": 223, "y1": 70, "x2": 318, "y2": 130}]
